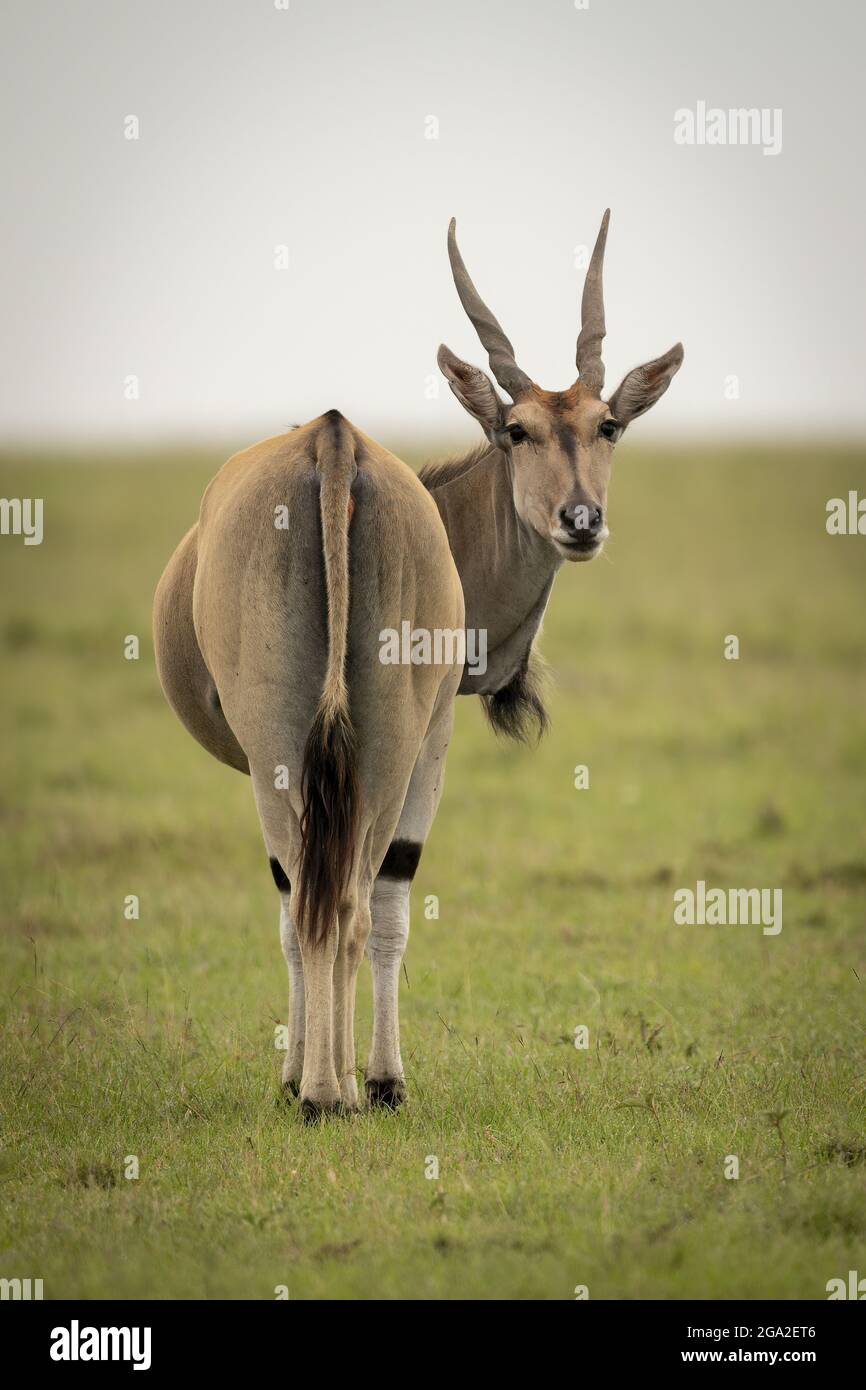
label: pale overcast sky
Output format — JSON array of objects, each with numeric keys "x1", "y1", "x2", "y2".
[{"x1": 1, "y1": 0, "x2": 863, "y2": 445}]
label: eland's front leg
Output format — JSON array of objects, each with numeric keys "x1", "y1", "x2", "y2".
[
  {"x1": 366, "y1": 693, "x2": 456, "y2": 1109},
  {"x1": 366, "y1": 872, "x2": 412, "y2": 1107}
]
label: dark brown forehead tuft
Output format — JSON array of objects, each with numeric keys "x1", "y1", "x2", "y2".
[{"x1": 529, "y1": 380, "x2": 599, "y2": 415}]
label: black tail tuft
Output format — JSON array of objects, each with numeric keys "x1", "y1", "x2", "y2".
[{"x1": 296, "y1": 704, "x2": 359, "y2": 948}]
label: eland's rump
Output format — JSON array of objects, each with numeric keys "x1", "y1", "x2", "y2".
[{"x1": 154, "y1": 410, "x2": 464, "y2": 1114}]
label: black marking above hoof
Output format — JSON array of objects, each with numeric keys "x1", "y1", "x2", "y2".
[
  {"x1": 269, "y1": 856, "x2": 290, "y2": 893},
  {"x1": 378, "y1": 840, "x2": 422, "y2": 882},
  {"x1": 365, "y1": 1077, "x2": 407, "y2": 1110},
  {"x1": 281, "y1": 1077, "x2": 300, "y2": 1099}
]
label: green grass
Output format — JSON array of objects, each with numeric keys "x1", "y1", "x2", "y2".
[{"x1": 1, "y1": 438, "x2": 865, "y2": 1300}]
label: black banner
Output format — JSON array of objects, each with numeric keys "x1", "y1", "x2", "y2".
[{"x1": 6, "y1": 1299, "x2": 861, "y2": 1374}]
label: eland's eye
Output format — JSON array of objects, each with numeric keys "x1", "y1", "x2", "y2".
[
  {"x1": 506, "y1": 424, "x2": 528, "y2": 444},
  {"x1": 598, "y1": 418, "x2": 621, "y2": 442}
]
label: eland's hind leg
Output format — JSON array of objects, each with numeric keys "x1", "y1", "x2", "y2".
[
  {"x1": 271, "y1": 824, "x2": 373, "y2": 1112},
  {"x1": 296, "y1": 925, "x2": 342, "y2": 1118},
  {"x1": 332, "y1": 888, "x2": 373, "y2": 1110},
  {"x1": 270, "y1": 860, "x2": 305, "y2": 1096},
  {"x1": 253, "y1": 772, "x2": 342, "y2": 1118}
]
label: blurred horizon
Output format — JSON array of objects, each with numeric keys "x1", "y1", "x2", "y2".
[{"x1": 1, "y1": 424, "x2": 865, "y2": 461}]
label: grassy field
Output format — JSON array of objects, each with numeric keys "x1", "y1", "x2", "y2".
[{"x1": 1, "y1": 437, "x2": 865, "y2": 1301}]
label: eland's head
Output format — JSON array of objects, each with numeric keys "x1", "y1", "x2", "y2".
[{"x1": 438, "y1": 212, "x2": 683, "y2": 563}]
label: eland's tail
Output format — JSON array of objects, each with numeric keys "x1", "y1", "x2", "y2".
[{"x1": 295, "y1": 410, "x2": 360, "y2": 948}]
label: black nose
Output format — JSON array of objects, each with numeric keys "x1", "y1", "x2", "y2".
[{"x1": 559, "y1": 503, "x2": 603, "y2": 540}]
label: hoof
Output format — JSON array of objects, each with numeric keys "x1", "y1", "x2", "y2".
[
  {"x1": 365, "y1": 1077, "x2": 406, "y2": 1110},
  {"x1": 299, "y1": 1097, "x2": 343, "y2": 1124},
  {"x1": 281, "y1": 1052, "x2": 304, "y2": 1093}
]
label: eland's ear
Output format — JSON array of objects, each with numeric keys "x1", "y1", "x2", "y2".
[
  {"x1": 437, "y1": 343, "x2": 507, "y2": 438},
  {"x1": 607, "y1": 343, "x2": 684, "y2": 427}
]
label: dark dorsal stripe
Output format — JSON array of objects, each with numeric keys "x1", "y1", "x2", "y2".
[
  {"x1": 269, "y1": 856, "x2": 290, "y2": 893},
  {"x1": 378, "y1": 839, "x2": 422, "y2": 881}
]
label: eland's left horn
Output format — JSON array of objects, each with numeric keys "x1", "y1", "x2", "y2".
[
  {"x1": 446, "y1": 218, "x2": 532, "y2": 400},
  {"x1": 575, "y1": 208, "x2": 610, "y2": 395}
]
